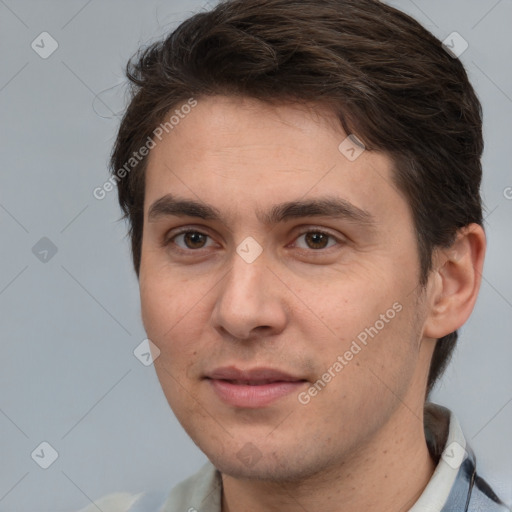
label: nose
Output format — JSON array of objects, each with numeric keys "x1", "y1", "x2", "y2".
[{"x1": 211, "y1": 247, "x2": 288, "y2": 341}]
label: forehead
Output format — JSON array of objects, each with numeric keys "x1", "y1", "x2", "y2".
[{"x1": 143, "y1": 95, "x2": 408, "y2": 229}]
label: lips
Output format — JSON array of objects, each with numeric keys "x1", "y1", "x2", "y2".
[
  {"x1": 205, "y1": 366, "x2": 307, "y2": 408},
  {"x1": 208, "y1": 366, "x2": 302, "y2": 382},
  {"x1": 227, "y1": 379, "x2": 284, "y2": 385}
]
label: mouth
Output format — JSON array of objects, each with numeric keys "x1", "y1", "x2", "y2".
[
  {"x1": 205, "y1": 367, "x2": 308, "y2": 408},
  {"x1": 220, "y1": 379, "x2": 294, "y2": 385}
]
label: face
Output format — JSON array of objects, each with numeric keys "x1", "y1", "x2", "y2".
[{"x1": 139, "y1": 95, "x2": 434, "y2": 481}]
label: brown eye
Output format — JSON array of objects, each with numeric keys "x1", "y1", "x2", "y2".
[
  {"x1": 304, "y1": 232, "x2": 330, "y2": 249},
  {"x1": 294, "y1": 230, "x2": 339, "y2": 251},
  {"x1": 182, "y1": 232, "x2": 208, "y2": 249},
  {"x1": 166, "y1": 230, "x2": 214, "y2": 251}
]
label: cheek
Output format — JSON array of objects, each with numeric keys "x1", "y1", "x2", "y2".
[
  {"x1": 141, "y1": 279, "x2": 204, "y2": 413},
  {"x1": 139, "y1": 273, "x2": 207, "y2": 370},
  {"x1": 308, "y1": 275, "x2": 393, "y2": 341},
  {"x1": 308, "y1": 274, "x2": 419, "y2": 380},
  {"x1": 139, "y1": 277, "x2": 166, "y2": 341},
  {"x1": 306, "y1": 304, "x2": 421, "y2": 430},
  {"x1": 140, "y1": 276, "x2": 180, "y2": 353}
]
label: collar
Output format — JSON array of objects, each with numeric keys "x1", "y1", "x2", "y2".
[{"x1": 410, "y1": 402, "x2": 476, "y2": 511}]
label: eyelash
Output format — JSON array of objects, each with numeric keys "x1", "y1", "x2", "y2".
[{"x1": 162, "y1": 227, "x2": 343, "y2": 254}]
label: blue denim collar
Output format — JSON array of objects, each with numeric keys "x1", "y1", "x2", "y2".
[{"x1": 423, "y1": 402, "x2": 509, "y2": 512}]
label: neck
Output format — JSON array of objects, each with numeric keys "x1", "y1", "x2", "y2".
[{"x1": 221, "y1": 401, "x2": 436, "y2": 512}]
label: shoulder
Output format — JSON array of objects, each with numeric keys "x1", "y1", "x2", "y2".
[
  {"x1": 75, "y1": 490, "x2": 169, "y2": 512},
  {"x1": 468, "y1": 474, "x2": 512, "y2": 511},
  {"x1": 74, "y1": 462, "x2": 221, "y2": 512},
  {"x1": 159, "y1": 461, "x2": 222, "y2": 511},
  {"x1": 75, "y1": 492, "x2": 144, "y2": 512}
]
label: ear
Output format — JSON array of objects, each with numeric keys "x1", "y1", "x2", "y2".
[{"x1": 422, "y1": 223, "x2": 486, "y2": 339}]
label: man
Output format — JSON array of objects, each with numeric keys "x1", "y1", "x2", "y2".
[{"x1": 80, "y1": 0, "x2": 510, "y2": 510}]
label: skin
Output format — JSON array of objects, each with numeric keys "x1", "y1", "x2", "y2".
[{"x1": 139, "y1": 95, "x2": 486, "y2": 512}]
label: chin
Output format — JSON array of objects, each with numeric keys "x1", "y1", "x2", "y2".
[{"x1": 205, "y1": 443, "x2": 331, "y2": 483}]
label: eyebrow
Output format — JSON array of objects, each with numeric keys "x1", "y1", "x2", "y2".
[{"x1": 147, "y1": 193, "x2": 375, "y2": 227}]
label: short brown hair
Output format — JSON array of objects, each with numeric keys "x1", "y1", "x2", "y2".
[{"x1": 110, "y1": 0, "x2": 484, "y2": 398}]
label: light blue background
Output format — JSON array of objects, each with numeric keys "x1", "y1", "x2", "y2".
[{"x1": 1, "y1": 1, "x2": 511, "y2": 510}]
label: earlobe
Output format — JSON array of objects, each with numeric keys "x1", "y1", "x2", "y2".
[{"x1": 422, "y1": 224, "x2": 486, "y2": 339}]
